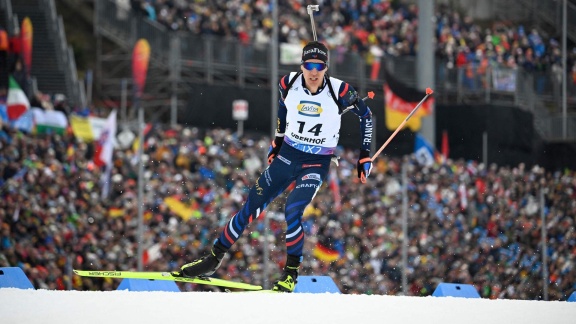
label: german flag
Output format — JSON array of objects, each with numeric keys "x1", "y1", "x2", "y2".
[
  {"x1": 66, "y1": 144, "x2": 75, "y2": 161},
  {"x1": 313, "y1": 242, "x2": 340, "y2": 263},
  {"x1": 384, "y1": 69, "x2": 434, "y2": 132},
  {"x1": 163, "y1": 196, "x2": 201, "y2": 221},
  {"x1": 132, "y1": 123, "x2": 153, "y2": 152},
  {"x1": 108, "y1": 207, "x2": 124, "y2": 218}
]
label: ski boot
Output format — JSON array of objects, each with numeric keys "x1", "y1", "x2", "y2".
[
  {"x1": 272, "y1": 255, "x2": 301, "y2": 292},
  {"x1": 174, "y1": 241, "x2": 227, "y2": 278}
]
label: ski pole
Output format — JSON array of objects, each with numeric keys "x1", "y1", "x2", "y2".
[
  {"x1": 370, "y1": 87, "x2": 434, "y2": 164},
  {"x1": 361, "y1": 87, "x2": 432, "y2": 182},
  {"x1": 307, "y1": 5, "x2": 320, "y2": 41}
]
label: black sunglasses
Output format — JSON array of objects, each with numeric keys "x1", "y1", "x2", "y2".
[{"x1": 302, "y1": 62, "x2": 327, "y2": 71}]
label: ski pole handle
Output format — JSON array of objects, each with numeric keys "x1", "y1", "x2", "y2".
[
  {"x1": 340, "y1": 91, "x2": 375, "y2": 115},
  {"x1": 307, "y1": 5, "x2": 320, "y2": 41},
  {"x1": 360, "y1": 163, "x2": 371, "y2": 184}
]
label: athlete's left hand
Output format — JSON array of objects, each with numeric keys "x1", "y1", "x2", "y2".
[
  {"x1": 267, "y1": 136, "x2": 284, "y2": 164},
  {"x1": 357, "y1": 150, "x2": 372, "y2": 183}
]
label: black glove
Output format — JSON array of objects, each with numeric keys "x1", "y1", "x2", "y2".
[
  {"x1": 356, "y1": 150, "x2": 372, "y2": 182},
  {"x1": 267, "y1": 136, "x2": 284, "y2": 164}
]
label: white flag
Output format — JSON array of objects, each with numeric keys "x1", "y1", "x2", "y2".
[
  {"x1": 100, "y1": 110, "x2": 117, "y2": 167},
  {"x1": 97, "y1": 110, "x2": 117, "y2": 198}
]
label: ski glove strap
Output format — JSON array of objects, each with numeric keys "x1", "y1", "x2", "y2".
[
  {"x1": 357, "y1": 150, "x2": 372, "y2": 183},
  {"x1": 267, "y1": 136, "x2": 284, "y2": 164}
]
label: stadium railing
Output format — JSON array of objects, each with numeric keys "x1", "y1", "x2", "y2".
[{"x1": 44, "y1": 0, "x2": 86, "y2": 108}]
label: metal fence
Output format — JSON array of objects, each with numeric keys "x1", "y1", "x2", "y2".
[
  {"x1": 518, "y1": 0, "x2": 576, "y2": 42},
  {"x1": 44, "y1": 0, "x2": 86, "y2": 107},
  {"x1": 0, "y1": 0, "x2": 17, "y2": 35},
  {"x1": 0, "y1": 0, "x2": 11, "y2": 31}
]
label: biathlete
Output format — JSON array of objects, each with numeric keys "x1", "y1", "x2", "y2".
[{"x1": 175, "y1": 41, "x2": 374, "y2": 292}]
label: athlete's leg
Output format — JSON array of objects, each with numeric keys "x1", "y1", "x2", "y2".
[
  {"x1": 273, "y1": 162, "x2": 329, "y2": 292},
  {"x1": 284, "y1": 164, "x2": 329, "y2": 257},
  {"x1": 216, "y1": 160, "x2": 294, "y2": 249},
  {"x1": 179, "y1": 160, "x2": 294, "y2": 277}
]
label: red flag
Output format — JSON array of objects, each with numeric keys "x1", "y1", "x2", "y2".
[
  {"x1": 21, "y1": 17, "x2": 33, "y2": 75},
  {"x1": 441, "y1": 130, "x2": 449, "y2": 160},
  {"x1": 132, "y1": 39, "x2": 150, "y2": 98}
]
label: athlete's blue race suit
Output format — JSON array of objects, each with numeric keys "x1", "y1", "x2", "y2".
[{"x1": 214, "y1": 72, "x2": 373, "y2": 260}]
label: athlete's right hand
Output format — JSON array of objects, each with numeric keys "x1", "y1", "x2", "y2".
[
  {"x1": 267, "y1": 136, "x2": 284, "y2": 164},
  {"x1": 357, "y1": 150, "x2": 372, "y2": 183}
]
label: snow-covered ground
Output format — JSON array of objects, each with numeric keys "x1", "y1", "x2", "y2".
[{"x1": 1, "y1": 288, "x2": 575, "y2": 324}]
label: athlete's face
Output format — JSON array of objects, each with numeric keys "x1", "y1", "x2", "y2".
[{"x1": 301, "y1": 59, "x2": 327, "y2": 90}]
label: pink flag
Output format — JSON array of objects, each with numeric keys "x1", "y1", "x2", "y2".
[{"x1": 329, "y1": 167, "x2": 341, "y2": 213}]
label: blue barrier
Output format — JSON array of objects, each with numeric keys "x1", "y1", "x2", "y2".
[
  {"x1": 294, "y1": 276, "x2": 341, "y2": 294},
  {"x1": 117, "y1": 278, "x2": 180, "y2": 292},
  {"x1": 568, "y1": 291, "x2": 576, "y2": 302},
  {"x1": 432, "y1": 283, "x2": 480, "y2": 298},
  {"x1": 0, "y1": 267, "x2": 35, "y2": 289}
]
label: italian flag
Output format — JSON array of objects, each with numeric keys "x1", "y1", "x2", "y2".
[{"x1": 7, "y1": 76, "x2": 30, "y2": 121}]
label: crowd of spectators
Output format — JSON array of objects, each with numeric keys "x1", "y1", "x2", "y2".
[
  {"x1": 117, "y1": 0, "x2": 576, "y2": 80},
  {"x1": 1, "y1": 0, "x2": 575, "y2": 301},
  {"x1": 1, "y1": 115, "x2": 575, "y2": 300}
]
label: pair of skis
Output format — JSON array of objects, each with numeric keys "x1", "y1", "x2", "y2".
[{"x1": 73, "y1": 269, "x2": 270, "y2": 292}]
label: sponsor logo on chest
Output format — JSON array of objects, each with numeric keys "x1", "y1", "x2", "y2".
[{"x1": 297, "y1": 101, "x2": 323, "y2": 117}]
